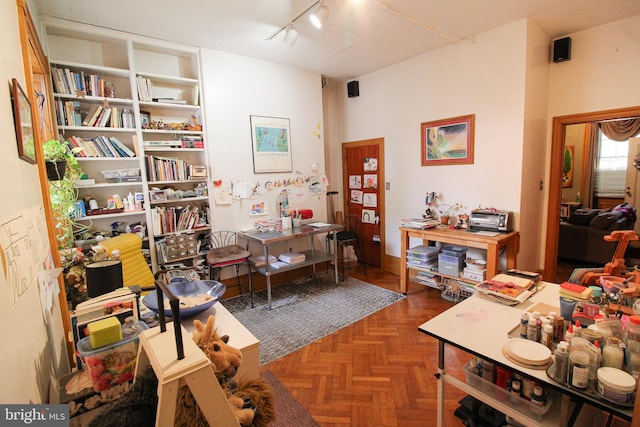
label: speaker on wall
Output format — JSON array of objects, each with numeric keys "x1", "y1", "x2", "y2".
[
  {"x1": 553, "y1": 37, "x2": 571, "y2": 63},
  {"x1": 347, "y1": 80, "x2": 359, "y2": 98}
]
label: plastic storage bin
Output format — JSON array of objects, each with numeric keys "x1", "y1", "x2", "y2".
[
  {"x1": 464, "y1": 362, "x2": 553, "y2": 421},
  {"x1": 441, "y1": 245, "x2": 468, "y2": 257},
  {"x1": 77, "y1": 321, "x2": 148, "y2": 392},
  {"x1": 407, "y1": 245, "x2": 439, "y2": 268},
  {"x1": 100, "y1": 168, "x2": 141, "y2": 182}
]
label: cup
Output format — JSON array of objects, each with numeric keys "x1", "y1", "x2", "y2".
[
  {"x1": 281, "y1": 216, "x2": 292, "y2": 230},
  {"x1": 293, "y1": 218, "x2": 302, "y2": 228},
  {"x1": 559, "y1": 297, "x2": 576, "y2": 321}
]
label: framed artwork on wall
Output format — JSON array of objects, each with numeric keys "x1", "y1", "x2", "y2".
[
  {"x1": 562, "y1": 145, "x2": 574, "y2": 188},
  {"x1": 250, "y1": 115, "x2": 292, "y2": 173},
  {"x1": 421, "y1": 114, "x2": 475, "y2": 166},
  {"x1": 10, "y1": 78, "x2": 36, "y2": 164}
]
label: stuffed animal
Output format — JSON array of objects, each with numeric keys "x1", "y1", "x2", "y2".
[{"x1": 90, "y1": 315, "x2": 274, "y2": 427}]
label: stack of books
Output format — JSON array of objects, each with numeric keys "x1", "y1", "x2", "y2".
[
  {"x1": 400, "y1": 218, "x2": 440, "y2": 229},
  {"x1": 278, "y1": 252, "x2": 306, "y2": 264}
]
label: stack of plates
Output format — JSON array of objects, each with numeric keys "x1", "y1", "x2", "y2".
[{"x1": 503, "y1": 338, "x2": 552, "y2": 368}]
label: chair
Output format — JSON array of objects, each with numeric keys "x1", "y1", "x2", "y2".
[
  {"x1": 98, "y1": 233, "x2": 155, "y2": 290},
  {"x1": 205, "y1": 231, "x2": 253, "y2": 305},
  {"x1": 326, "y1": 213, "x2": 365, "y2": 278}
]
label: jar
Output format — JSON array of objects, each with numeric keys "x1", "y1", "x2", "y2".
[
  {"x1": 510, "y1": 379, "x2": 522, "y2": 403},
  {"x1": 602, "y1": 337, "x2": 624, "y2": 370},
  {"x1": 554, "y1": 342, "x2": 569, "y2": 384},
  {"x1": 623, "y1": 315, "x2": 640, "y2": 377},
  {"x1": 520, "y1": 312, "x2": 529, "y2": 338},
  {"x1": 122, "y1": 109, "x2": 134, "y2": 128},
  {"x1": 597, "y1": 367, "x2": 636, "y2": 405},
  {"x1": 531, "y1": 385, "x2": 545, "y2": 406},
  {"x1": 569, "y1": 350, "x2": 590, "y2": 390},
  {"x1": 542, "y1": 324, "x2": 554, "y2": 349}
]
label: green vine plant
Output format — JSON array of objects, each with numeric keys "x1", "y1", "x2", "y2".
[{"x1": 45, "y1": 139, "x2": 87, "y2": 249}]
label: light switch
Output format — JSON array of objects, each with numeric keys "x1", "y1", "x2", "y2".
[{"x1": 386, "y1": 182, "x2": 391, "y2": 190}]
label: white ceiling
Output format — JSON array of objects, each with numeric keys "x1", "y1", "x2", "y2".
[{"x1": 34, "y1": 0, "x2": 640, "y2": 80}]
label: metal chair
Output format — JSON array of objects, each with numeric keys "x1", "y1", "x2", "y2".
[
  {"x1": 326, "y1": 214, "x2": 365, "y2": 278},
  {"x1": 205, "y1": 231, "x2": 253, "y2": 306}
]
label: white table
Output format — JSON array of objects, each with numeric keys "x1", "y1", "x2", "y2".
[{"x1": 418, "y1": 282, "x2": 633, "y2": 427}]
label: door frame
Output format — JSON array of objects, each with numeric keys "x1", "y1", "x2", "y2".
[
  {"x1": 544, "y1": 106, "x2": 640, "y2": 281},
  {"x1": 342, "y1": 138, "x2": 385, "y2": 269}
]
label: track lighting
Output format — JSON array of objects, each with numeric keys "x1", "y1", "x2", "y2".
[
  {"x1": 310, "y1": 3, "x2": 329, "y2": 29},
  {"x1": 283, "y1": 26, "x2": 299, "y2": 47}
]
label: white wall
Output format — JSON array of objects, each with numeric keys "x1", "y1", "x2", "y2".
[
  {"x1": 331, "y1": 19, "x2": 539, "y2": 267},
  {"x1": 200, "y1": 50, "x2": 327, "y2": 253},
  {"x1": 543, "y1": 15, "x2": 640, "y2": 258},
  {"x1": 0, "y1": 1, "x2": 67, "y2": 403}
]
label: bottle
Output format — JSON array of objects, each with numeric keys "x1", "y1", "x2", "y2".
[
  {"x1": 520, "y1": 312, "x2": 529, "y2": 338},
  {"x1": 127, "y1": 192, "x2": 135, "y2": 211},
  {"x1": 564, "y1": 325, "x2": 574, "y2": 346},
  {"x1": 576, "y1": 191, "x2": 582, "y2": 204},
  {"x1": 542, "y1": 324, "x2": 554, "y2": 350},
  {"x1": 554, "y1": 342, "x2": 569, "y2": 384},
  {"x1": 573, "y1": 319, "x2": 582, "y2": 338},
  {"x1": 589, "y1": 340, "x2": 602, "y2": 392},
  {"x1": 527, "y1": 317, "x2": 538, "y2": 342},
  {"x1": 510, "y1": 379, "x2": 522, "y2": 403},
  {"x1": 531, "y1": 385, "x2": 545, "y2": 407},
  {"x1": 554, "y1": 312, "x2": 565, "y2": 342},
  {"x1": 569, "y1": 349, "x2": 590, "y2": 390}
]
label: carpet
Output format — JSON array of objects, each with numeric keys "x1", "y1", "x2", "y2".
[
  {"x1": 223, "y1": 272, "x2": 405, "y2": 365},
  {"x1": 261, "y1": 370, "x2": 318, "y2": 427}
]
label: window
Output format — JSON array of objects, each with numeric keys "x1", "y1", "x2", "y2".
[{"x1": 594, "y1": 131, "x2": 628, "y2": 197}]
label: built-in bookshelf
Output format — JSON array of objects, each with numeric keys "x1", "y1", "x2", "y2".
[{"x1": 41, "y1": 18, "x2": 212, "y2": 273}]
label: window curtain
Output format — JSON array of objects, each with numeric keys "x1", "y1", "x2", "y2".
[
  {"x1": 582, "y1": 123, "x2": 598, "y2": 208},
  {"x1": 600, "y1": 118, "x2": 640, "y2": 141}
]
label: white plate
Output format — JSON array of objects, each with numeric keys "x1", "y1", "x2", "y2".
[{"x1": 505, "y1": 338, "x2": 552, "y2": 366}]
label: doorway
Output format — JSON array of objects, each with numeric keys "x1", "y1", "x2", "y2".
[
  {"x1": 341, "y1": 138, "x2": 384, "y2": 268},
  {"x1": 544, "y1": 106, "x2": 640, "y2": 282}
]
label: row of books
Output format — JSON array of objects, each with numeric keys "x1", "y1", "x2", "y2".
[
  {"x1": 81, "y1": 104, "x2": 134, "y2": 128},
  {"x1": 150, "y1": 205, "x2": 201, "y2": 235},
  {"x1": 54, "y1": 100, "x2": 82, "y2": 127},
  {"x1": 67, "y1": 135, "x2": 136, "y2": 158},
  {"x1": 144, "y1": 136, "x2": 204, "y2": 149},
  {"x1": 51, "y1": 66, "x2": 116, "y2": 98},
  {"x1": 145, "y1": 155, "x2": 193, "y2": 182},
  {"x1": 136, "y1": 76, "x2": 154, "y2": 102}
]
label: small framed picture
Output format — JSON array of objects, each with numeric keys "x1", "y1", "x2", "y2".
[{"x1": 140, "y1": 111, "x2": 151, "y2": 129}]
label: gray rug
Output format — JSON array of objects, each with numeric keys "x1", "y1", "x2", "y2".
[
  {"x1": 262, "y1": 370, "x2": 318, "y2": 426},
  {"x1": 222, "y1": 273, "x2": 405, "y2": 365}
]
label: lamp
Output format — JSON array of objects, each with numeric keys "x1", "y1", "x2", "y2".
[
  {"x1": 283, "y1": 25, "x2": 299, "y2": 47},
  {"x1": 310, "y1": 2, "x2": 329, "y2": 29}
]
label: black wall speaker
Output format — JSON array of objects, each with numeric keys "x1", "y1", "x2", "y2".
[
  {"x1": 553, "y1": 37, "x2": 571, "y2": 63},
  {"x1": 347, "y1": 80, "x2": 359, "y2": 98}
]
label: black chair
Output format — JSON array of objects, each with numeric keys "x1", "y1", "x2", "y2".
[{"x1": 326, "y1": 214, "x2": 365, "y2": 278}]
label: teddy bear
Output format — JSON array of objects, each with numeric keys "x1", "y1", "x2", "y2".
[{"x1": 89, "y1": 314, "x2": 274, "y2": 427}]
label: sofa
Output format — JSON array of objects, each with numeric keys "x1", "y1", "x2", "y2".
[{"x1": 558, "y1": 204, "x2": 637, "y2": 265}]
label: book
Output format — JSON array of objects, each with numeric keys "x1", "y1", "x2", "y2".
[
  {"x1": 268, "y1": 261, "x2": 289, "y2": 270},
  {"x1": 250, "y1": 255, "x2": 277, "y2": 267},
  {"x1": 278, "y1": 252, "x2": 306, "y2": 264},
  {"x1": 109, "y1": 137, "x2": 136, "y2": 157},
  {"x1": 82, "y1": 104, "x2": 101, "y2": 126},
  {"x1": 476, "y1": 279, "x2": 532, "y2": 303}
]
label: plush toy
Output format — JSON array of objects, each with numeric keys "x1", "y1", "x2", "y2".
[{"x1": 90, "y1": 315, "x2": 274, "y2": 427}]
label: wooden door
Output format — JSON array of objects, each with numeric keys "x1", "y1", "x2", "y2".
[
  {"x1": 342, "y1": 138, "x2": 384, "y2": 267},
  {"x1": 625, "y1": 137, "x2": 640, "y2": 234}
]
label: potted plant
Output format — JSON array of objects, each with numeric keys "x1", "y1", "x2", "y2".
[
  {"x1": 44, "y1": 139, "x2": 86, "y2": 249},
  {"x1": 43, "y1": 139, "x2": 69, "y2": 180}
]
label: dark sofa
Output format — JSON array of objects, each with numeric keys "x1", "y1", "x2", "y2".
[{"x1": 558, "y1": 204, "x2": 637, "y2": 265}]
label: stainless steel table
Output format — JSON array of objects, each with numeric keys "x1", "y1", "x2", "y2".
[{"x1": 239, "y1": 223, "x2": 342, "y2": 309}]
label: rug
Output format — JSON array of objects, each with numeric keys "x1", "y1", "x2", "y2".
[
  {"x1": 261, "y1": 370, "x2": 318, "y2": 427},
  {"x1": 223, "y1": 272, "x2": 405, "y2": 365}
]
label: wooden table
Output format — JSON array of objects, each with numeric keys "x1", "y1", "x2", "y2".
[{"x1": 399, "y1": 226, "x2": 520, "y2": 293}]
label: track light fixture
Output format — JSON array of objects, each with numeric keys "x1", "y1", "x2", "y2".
[
  {"x1": 310, "y1": 2, "x2": 329, "y2": 29},
  {"x1": 283, "y1": 25, "x2": 299, "y2": 47},
  {"x1": 266, "y1": 1, "x2": 329, "y2": 45}
]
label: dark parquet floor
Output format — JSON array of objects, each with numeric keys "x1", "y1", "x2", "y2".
[{"x1": 256, "y1": 263, "x2": 468, "y2": 427}]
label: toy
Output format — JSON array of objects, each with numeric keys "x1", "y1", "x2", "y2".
[{"x1": 89, "y1": 315, "x2": 274, "y2": 427}]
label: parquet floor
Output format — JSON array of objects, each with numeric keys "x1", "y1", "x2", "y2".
[{"x1": 258, "y1": 263, "x2": 469, "y2": 427}]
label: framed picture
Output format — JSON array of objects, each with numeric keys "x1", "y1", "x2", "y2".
[
  {"x1": 10, "y1": 78, "x2": 36, "y2": 164},
  {"x1": 421, "y1": 114, "x2": 475, "y2": 166},
  {"x1": 250, "y1": 115, "x2": 292, "y2": 173},
  {"x1": 140, "y1": 111, "x2": 151, "y2": 129}
]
